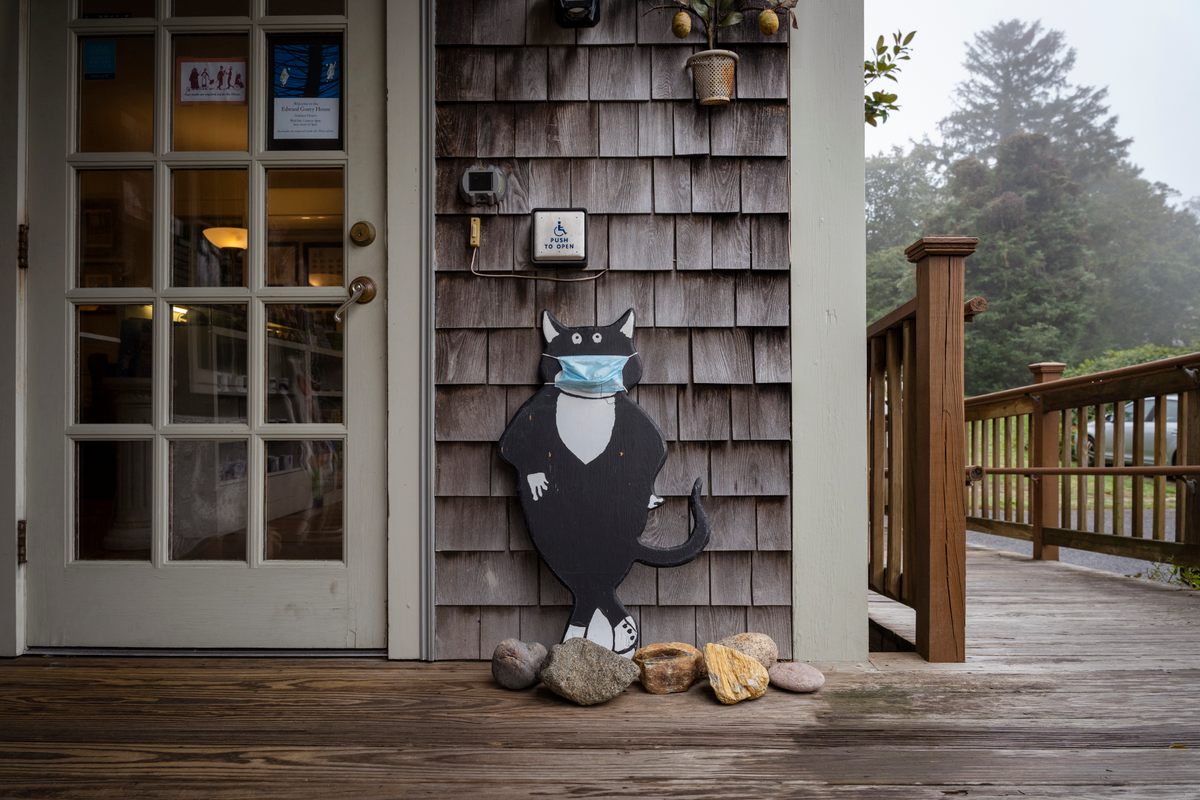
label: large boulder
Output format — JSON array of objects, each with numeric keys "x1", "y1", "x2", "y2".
[
  {"x1": 491, "y1": 639, "x2": 548, "y2": 690},
  {"x1": 704, "y1": 643, "x2": 769, "y2": 705},
  {"x1": 539, "y1": 638, "x2": 640, "y2": 706},
  {"x1": 716, "y1": 632, "x2": 778, "y2": 671},
  {"x1": 633, "y1": 642, "x2": 705, "y2": 694}
]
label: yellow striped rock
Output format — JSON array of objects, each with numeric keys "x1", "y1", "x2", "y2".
[{"x1": 704, "y1": 643, "x2": 769, "y2": 705}]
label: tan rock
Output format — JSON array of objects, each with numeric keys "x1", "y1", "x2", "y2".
[
  {"x1": 716, "y1": 632, "x2": 778, "y2": 670},
  {"x1": 704, "y1": 643, "x2": 769, "y2": 705},
  {"x1": 768, "y1": 661, "x2": 826, "y2": 693},
  {"x1": 633, "y1": 642, "x2": 704, "y2": 694}
]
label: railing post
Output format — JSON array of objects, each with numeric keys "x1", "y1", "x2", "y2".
[
  {"x1": 905, "y1": 236, "x2": 976, "y2": 663},
  {"x1": 1029, "y1": 362, "x2": 1066, "y2": 561}
]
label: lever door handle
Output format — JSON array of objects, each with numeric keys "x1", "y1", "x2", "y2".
[{"x1": 334, "y1": 276, "x2": 378, "y2": 322}]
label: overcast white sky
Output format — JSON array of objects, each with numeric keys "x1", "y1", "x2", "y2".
[{"x1": 864, "y1": 0, "x2": 1200, "y2": 202}]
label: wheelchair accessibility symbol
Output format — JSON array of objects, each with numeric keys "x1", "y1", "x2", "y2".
[{"x1": 553, "y1": 220, "x2": 567, "y2": 237}]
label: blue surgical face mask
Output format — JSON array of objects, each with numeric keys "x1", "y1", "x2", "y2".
[{"x1": 546, "y1": 353, "x2": 635, "y2": 396}]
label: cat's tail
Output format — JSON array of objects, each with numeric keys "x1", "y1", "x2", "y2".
[{"x1": 634, "y1": 478, "x2": 711, "y2": 567}]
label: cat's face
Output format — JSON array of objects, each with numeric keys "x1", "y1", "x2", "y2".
[{"x1": 540, "y1": 308, "x2": 642, "y2": 391}]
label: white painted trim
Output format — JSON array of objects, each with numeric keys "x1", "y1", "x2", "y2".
[
  {"x1": 384, "y1": 0, "x2": 431, "y2": 660},
  {"x1": 789, "y1": 0, "x2": 868, "y2": 662},
  {"x1": 0, "y1": 0, "x2": 26, "y2": 658}
]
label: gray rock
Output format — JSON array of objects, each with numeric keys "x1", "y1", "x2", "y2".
[
  {"x1": 491, "y1": 639, "x2": 548, "y2": 690},
  {"x1": 768, "y1": 661, "x2": 826, "y2": 693},
  {"x1": 539, "y1": 638, "x2": 640, "y2": 706},
  {"x1": 716, "y1": 632, "x2": 779, "y2": 671}
]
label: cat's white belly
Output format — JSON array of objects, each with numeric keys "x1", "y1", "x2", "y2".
[{"x1": 556, "y1": 393, "x2": 616, "y2": 465}]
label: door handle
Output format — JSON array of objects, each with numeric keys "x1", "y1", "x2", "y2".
[{"x1": 334, "y1": 276, "x2": 378, "y2": 323}]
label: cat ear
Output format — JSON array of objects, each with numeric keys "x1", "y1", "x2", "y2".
[
  {"x1": 541, "y1": 310, "x2": 566, "y2": 343},
  {"x1": 613, "y1": 308, "x2": 635, "y2": 339}
]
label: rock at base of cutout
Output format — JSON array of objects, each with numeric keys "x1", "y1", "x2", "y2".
[
  {"x1": 540, "y1": 637, "x2": 641, "y2": 706},
  {"x1": 716, "y1": 632, "x2": 779, "y2": 671},
  {"x1": 633, "y1": 642, "x2": 705, "y2": 694},
  {"x1": 768, "y1": 661, "x2": 826, "y2": 693},
  {"x1": 704, "y1": 642, "x2": 769, "y2": 705},
  {"x1": 491, "y1": 638, "x2": 549, "y2": 690}
]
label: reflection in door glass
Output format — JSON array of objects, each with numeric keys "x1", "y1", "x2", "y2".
[
  {"x1": 172, "y1": 169, "x2": 248, "y2": 287},
  {"x1": 78, "y1": 36, "x2": 155, "y2": 152},
  {"x1": 171, "y1": 304, "x2": 249, "y2": 423},
  {"x1": 78, "y1": 170, "x2": 154, "y2": 288},
  {"x1": 265, "y1": 439, "x2": 343, "y2": 560},
  {"x1": 77, "y1": 440, "x2": 152, "y2": 561},
  {"x1": 77, "y1": 304, "x2": 153, "y2": 424},
  {"x1": 172, "y1": 34, "x2": 249, "y2": 152},
  {"x1": 266, "y1": 305, "x2": 344, "y2": 424},
  {"x1": 266, "y1": 168, "x2": 344, "y2": 286},
  {"x1": 170, "y1": 440, "x2": 248, "y2": 561}
]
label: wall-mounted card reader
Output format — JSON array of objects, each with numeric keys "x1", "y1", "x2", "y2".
[
  {"x1": 530, "y1": 208, "x2": 587, "y2": 266},
  {"x1": 459, "y1": 165, "x2": 507, "y2": 206}
]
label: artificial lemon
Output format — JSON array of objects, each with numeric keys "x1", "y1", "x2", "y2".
[
  {"x1": 672, "y1": 10, "x2": 692, "y2": 38},
  {"x1": 759, "y1": 9, "x2": 779, "y2": 35}
]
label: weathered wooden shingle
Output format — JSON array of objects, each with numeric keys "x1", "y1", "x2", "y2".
[
  {"x1": 640, "y1": 498, "x2": 688, "y2": 547},
  {"x1": 498, "y1": 158, "x2": 573, "y2": 214},
  {"x1": 651, "y1": 45, "x2": 694, "y2": 100},
  {"x1": 597, "y1": 102, "x2": 638, "y2": 157},
  {"x1": 437, "y1": 48, "x2": 496, "y2": 102},
  {"x1": 658, "y1": 553, "x2": 710, "y2": 605},
  {"x1": 548, "y1": 46, "x2": 588, "y2": 99},
  {"x1": 435, "y1": 606, "x2": 480, "y2": 659},
  {"x1": 678, "y1": 385, "x2": 732, "y2": 441},
  {"x1": 710, "y1": 442, "x2": 791, "y2": 495},
  {"x1": 476, "y1": 103, "x2": 516, "y2": 157},
  {"x1": 711, "y1": 103, "x2": 788, "y2": 157},
  {"x1": 435, "y1": 273, "x2": 535, "y2": 329},
  {"x1": 496, "y1": 48, "x2": 548, "y2": 102},
  {"x1": 741, "y1": 158, "x2": 788, "y2": 213},
  {"x1": 571, "y1": 159, "x2": 653, "y2": 213},
  {"x1": 436, "y1": 104, "x2": 478, "y2": 157},
  {"x1": 654, "y1": 272, "x2": 735, "y2": 327},
  {"x1": 705, "y1": 496, "x2": 757, "y2": 550},
  {"x1": 540, "y1": 562, "x2": 572, "y2": 605},
  {"x1": 751, "y1": 215, "x2": 789, "y2": 270},
  {"x1": 692, "y1": 158, "x2": 741, "y2": 213},
  {"x1": 619, "y1": 562, "x2": 658, "y2": 605},
  {"x1": 639, "y1": 605, "x2": 697, "y2": 646},
  {"x1": 491, "y1": 444, "x2": 516, "y2": 497},
  {"x1": 435, "y1": 329, "x2": 488, "y2": 384},
  {"x1": 735, "y1": 46, "x2": 789, "y2": 99},
  {"x1": 752, "y1": 551, "x2": 791, "y2": 605},
  {"x1": 637, "y1": 6, "x2": 704, "y2": 45},
  {"x1": 712, "y1": 216, "x2": 751, "y2": 270},
  {"x1": 722, "y1": 19, "x2": 782, "y2": 44},
  {"x1": 435, "y1": 442, "x2": 492, "y2": 497},
  {"x1": 481, "y1": 606, "x2": 521, "y2": 657},
  {"x1": 473, "y1": 0, "x2": 526, "y2": 45},
  {"x1": 596, "y1": 272, "x2": 654, "y2": 326},
  {"x1": 731, "y1": 385, "x2": 790, "y2": 440},
  {"x1": 673, "y1": 102, "x2": 709, "y2": 155},
  {"x1": 436, "y1": 215, "x2": 512, "y2": 271},
  {"x1": 736, "y1": 273, "x2": 789, "y2": 326},
  {"x1": 692, "y1": 328, "x2": 754, "y2": 384},
  {"x1": 607, "y1": 214, "x2": 674, "y2": 269},
  {"x1": 633, "y1": 384, "x2": 677, "y2": 440},
  {"x1": 655, "y1": 441, "x2": 708, "y2": 496},
  {"x1": 515, "y1": 102, "x2": 597, "y2": 157},
  {"x1": 435, "y1": 385, "x2": 508, "y2": 441},
  {"x1": 487, "y1": 328, "x2": 542, "y2": 385},
  {"x1": 756, "y1": 496, "x2": 791, "y2": 550},
  {"x1": 526, "y1": 0, "x2": 575, "y2": 45},
  {"x1": 638, "y1": 103, "x2": 673, "y2": 157},
  {"x1": 436, "y1": 0, "x2": 473, "y2": 45},
  {"x1": 696, "y1": 605, "x2": 748, "y2": 645},
  {"x1": 709, "y1": 552, "x2": 752, "y2": 605},
  {"x1": 520, "y1": 605, "x2": 570, "y2": 646},
  {"x1": 674, "y1": 215, "x2": 712, "y2": 270},
  {"x1": 753, "y1": 328, "x2": 790, "y2": 383},
  {"x1": 589, "y1": 46, "x2": 650, "y2": 100},
  {"x1": 435, "y1": 552, "x2": 539, "y2": 605},
  {"x1": 747, "y1": 605, "x2": 792, "y2": 659},
  {"x1": 576, "y1": 0, "x2": 637, "y2": 44},
  {"x1": 435, "y1": 496, "x2": 508, "y2": 551},
  {"x1": 536, "y1": 277, "x2": 596, "y2": 325},
  {"x1": 508, "y1": 498, "x2": 532, "y2": 550},
  {"x1": 652, "y1": 158, "x2": 691, "y2": 214}
]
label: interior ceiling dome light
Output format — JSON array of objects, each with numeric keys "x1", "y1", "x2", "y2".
[{"x1": 202, "y1": 226, "x2": 248, "y2": 251}]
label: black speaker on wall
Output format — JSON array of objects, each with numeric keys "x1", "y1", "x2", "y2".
[{"x1": 555, "y1": 0, "x2": 600, "y2": 28}]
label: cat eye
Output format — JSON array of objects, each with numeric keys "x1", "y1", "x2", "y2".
[
  {"x1": 592, "y1": 333, "x2": 602, "y2": 343},
  {"x1": 571, "y1": 333, "x2": 582, "y2": 344}
]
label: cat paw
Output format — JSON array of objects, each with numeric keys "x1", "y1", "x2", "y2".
[
  {"x1": 647, "y1": 494, "x2": 664, "y2": 509},
  {"x1": 613, "y1": 616, "x2": 638, "y2": 657},
  {"x1": 527, "y1": 472, "x2": 549, "y2": 501}
]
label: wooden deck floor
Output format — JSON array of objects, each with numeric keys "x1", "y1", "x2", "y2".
[{"x1": 2, "y1": 546, "x2": 1199, "y2": 798}]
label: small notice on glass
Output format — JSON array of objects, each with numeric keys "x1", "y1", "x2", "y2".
[
  {"x1": 178, "y1": 59, "x2": 247, "y2": 104},
  {"x1": 268, "y1": 35, "x2": 343, "y2": 150}
]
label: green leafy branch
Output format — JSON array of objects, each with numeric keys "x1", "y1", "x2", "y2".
[
  {"x1": 865, "y1": 30, "x2": 916, "y2": 127},
  {"x1": 644, "y1": 0, "x2": 798, "y2": 51}
]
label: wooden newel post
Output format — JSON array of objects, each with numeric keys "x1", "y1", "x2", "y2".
[
  {"x1": 1029, "y1": 362, "x2": 1066, "y2": 561},
  {"x1": 905, "y1": 236, "x2": 976, "y2": 663}
]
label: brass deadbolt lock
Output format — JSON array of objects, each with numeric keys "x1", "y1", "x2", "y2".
[{"x1": 349, "y1": 221, "x2": 376, "y2": 247}]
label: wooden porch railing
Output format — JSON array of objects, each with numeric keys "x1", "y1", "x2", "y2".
[
  {"x1": 965, "y1": 354, "x2": 1200, "y2": 565},
  {"x1": 866, "y1": 236, "x2": 979, "y2": 662}
]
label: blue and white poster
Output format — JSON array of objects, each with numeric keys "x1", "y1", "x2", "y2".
[{"x1": 268, "y1": 35, "x2": 342, "y2": 149}]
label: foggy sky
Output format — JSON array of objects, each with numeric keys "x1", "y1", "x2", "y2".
[{"x1": 864, "y1": 0, "x2": 1200, "y2": 203}]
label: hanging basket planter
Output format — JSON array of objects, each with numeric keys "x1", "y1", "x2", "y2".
[{"x1": 686, "y1": 49, "x2": 739, "y2": 106}]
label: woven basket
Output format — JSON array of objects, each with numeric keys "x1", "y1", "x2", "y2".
[{"x1": 686, "y1": 49, "x2": 739, "y2": 106}]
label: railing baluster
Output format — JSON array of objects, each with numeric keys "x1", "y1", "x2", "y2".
[
  {"x1": 885, "y1": 327, "x2": 904, "y2": 599},
  {"x1": 1185, "y1": 389, "x2": 1200, "y2": 545},
  {"x1": 1060, "y1": 409, "x2": 1071, "y2": 528},
  {"x1": 1030, "y1": 363, "x2": 1064, "y2": 560},
  {"x1": 1132, "y1": 398, "x2": 1145, "y2": 539},
  {"x1": 991, "y1": 416, "x2": 1000, "y2": 523},
  {"x1": 1154, "y1": 394, "x2": 1167, "y2": 541},
  {"x1": 902, "y1": 319, "x2": 917, "y2": 605},
  {"x1": 1076, "y1": 407, "x2": 1088, "y2": 531},
  {"x1": 981, "y1": 417, "x2": 990, "y2": 517},
  {"x1": 868, "y1": 336, "x2": 886, "y2": 592},
  {"x1": 1003, "y1": 416, "x2": 1012, "y2": 521},
  {"x1": 1016, "y1": 414, "x2": 1026, "y2": 523},
  {"x1": 1113, "y1": 400, "x2": 1126, "y2": 537},
  {"x1": 1093, "y1": 403, "x2": 1105, "y2": 534}
]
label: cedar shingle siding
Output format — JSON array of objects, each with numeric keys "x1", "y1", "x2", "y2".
[{"x1": 433, "y1": 0, "x2": 791, "y2": 659}]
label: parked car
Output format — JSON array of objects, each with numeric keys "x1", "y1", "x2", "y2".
[{"x1": 1086, "y1": 395, "x2": 1178, "y2": 466}]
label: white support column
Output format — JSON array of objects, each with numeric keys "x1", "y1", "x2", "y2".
[
  {"x1": 0, "y1": 0, "x2": 26, "y2": 657},
  {"x1": 789, "y1": 0, "x2": 868, "y2": 662}
]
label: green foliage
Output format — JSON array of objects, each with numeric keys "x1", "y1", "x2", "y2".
[
  {"x1": 1146, "y1": 563, "x2": 1200, "y2": 590},
  {"x1": 864, "y1": 30, "x2": 916, "y2": 127},
  {"x1": 1065, "y1": 342, "x2": 1199, "y2": 378}
]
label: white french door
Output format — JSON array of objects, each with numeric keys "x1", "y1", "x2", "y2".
[{"x1": 25, "y1": 0, "x2": 387, "y2": 648}]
